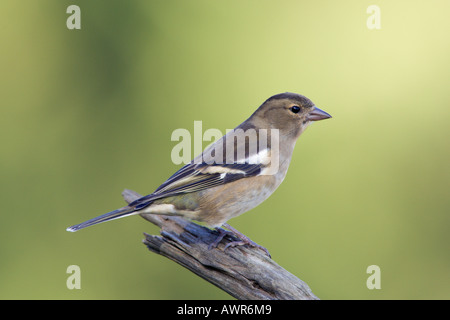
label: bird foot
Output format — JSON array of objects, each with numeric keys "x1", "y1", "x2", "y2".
[
  {"x1": 208, "y1": 224, "x2": 271, "y2": 258},
  {"x1": 208, "y1": 228, "x2": 233, "y2": 250}
]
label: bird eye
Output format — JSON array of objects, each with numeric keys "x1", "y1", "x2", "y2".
[{"x1": 290, "y1": 105, "x2": 301, "y2": 113}]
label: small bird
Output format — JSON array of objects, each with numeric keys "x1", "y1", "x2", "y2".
[{"x1": 67, "y1": 92, "x2": 331, "y2": 256}]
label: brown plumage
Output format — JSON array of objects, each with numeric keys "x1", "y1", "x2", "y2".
[{"x1": 67, "y1": 92, "x2": 331, "y2": 256}]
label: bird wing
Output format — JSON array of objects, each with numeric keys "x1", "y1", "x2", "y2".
[
  {"x1": 129, "y1": 161, "x2": 263, "y2": 210},
  {"x1": 129, "y1": 125, "x2": 274, "y2": 211}
]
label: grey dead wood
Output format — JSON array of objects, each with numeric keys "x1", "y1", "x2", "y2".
[{"x1": 122, "y1": 189, "x2": 319, "y2": 300}]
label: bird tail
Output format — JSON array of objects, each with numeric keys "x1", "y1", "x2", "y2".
[{"x1": 66, "y1": 206, "x2": 138, "y2": 232}]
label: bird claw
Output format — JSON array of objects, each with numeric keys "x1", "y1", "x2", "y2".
[
  {"x1": 208, "y1": 228, "x2": 234, "y2": 250},
  {"x1": 208, "y1": 226, "x2": 271, "y2": 258},
  {"x1": 224, "y1": 239, "x2": 271, "y2": 258}
]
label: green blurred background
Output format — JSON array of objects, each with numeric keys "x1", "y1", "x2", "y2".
[{"x1": 0, "y1": 0, "x2": 448, "y2": 299}]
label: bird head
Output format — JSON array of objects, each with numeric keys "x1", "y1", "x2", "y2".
[{"x1": 251, "y1": 92, "x2": 332, "y2": 139}]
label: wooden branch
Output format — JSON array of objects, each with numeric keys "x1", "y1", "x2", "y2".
[{"x1": 122, "y1": 189, "x2": 319, "y2": 300}]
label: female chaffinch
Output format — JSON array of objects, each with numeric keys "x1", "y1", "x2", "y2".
[{"x1": 67, "y1": 92, "x2": 331, "y2": 256}]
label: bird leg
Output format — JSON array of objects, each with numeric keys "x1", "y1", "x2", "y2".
[{"x1": 209, "y1": 223, "x2": 271, "y2": 258}]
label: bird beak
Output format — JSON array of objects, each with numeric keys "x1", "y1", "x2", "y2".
[{"x1": 308, "y1": 106, "x2": 332, "y2": 121}]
